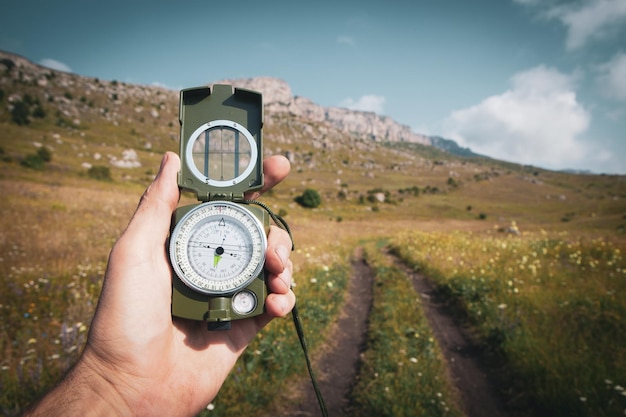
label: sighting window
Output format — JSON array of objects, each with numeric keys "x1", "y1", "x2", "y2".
[
  {"x1": 192, "y1": 126, "x2": 252, "y2": 181},
  {"x1": 186, "y1": 120, "x2": 258, "y2": 187}
]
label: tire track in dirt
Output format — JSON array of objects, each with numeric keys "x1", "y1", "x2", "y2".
[
  {"x1": 391, "y1": 253, "x2": 511, "y2": 417},
  {"x1": 280, "y1": 247, "x2": 511, "y2": 417},
  {"x1": 283, "y1": 247, "x2": 374, "y2": 417}
]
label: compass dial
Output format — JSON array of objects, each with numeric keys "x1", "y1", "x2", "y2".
[{"x1": 169, "y1": 201, "x2": 267, "y2": 295}]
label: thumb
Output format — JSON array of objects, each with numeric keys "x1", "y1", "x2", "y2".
[{"x1": 121, "y1": 151, "x2": 181, "y2": 251}]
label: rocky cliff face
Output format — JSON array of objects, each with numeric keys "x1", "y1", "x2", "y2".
[
  {"x1": 1, "y1": 50, "x2": 436, "y2": 153},
  {"x1": 216, "y1": 77, "x2": 431, "y2": 145}
]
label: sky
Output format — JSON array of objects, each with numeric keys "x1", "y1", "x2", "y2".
[{"x1": 1, "y1": 0, "x2": 625, "y2": 174}]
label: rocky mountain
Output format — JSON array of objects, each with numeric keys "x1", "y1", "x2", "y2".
[
  {"x1": 0, "y1": 50, "x2": 472, "y2": 159},
  {"x1": 215, "y1": 77, "x2": 433, "y2": 146}
]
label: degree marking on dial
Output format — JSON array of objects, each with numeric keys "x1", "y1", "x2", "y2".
[{"x1": 170, "y1": 201, "x2": 267, "y2": 295}]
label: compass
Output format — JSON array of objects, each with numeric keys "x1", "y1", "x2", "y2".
[{"x1": 169, "y1": 84, "x2": 267, "y2": 329}]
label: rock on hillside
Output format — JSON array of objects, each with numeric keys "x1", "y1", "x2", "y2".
[
  {"x1": 215, "y1": 77, "x2": 431, "y2": 145},
  {"x1": 1, "y1": 50, "x2": 460, "y2": 157}
]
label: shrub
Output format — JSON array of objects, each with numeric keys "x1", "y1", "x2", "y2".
[
  {"x1": 295, "y1": 188, "x2": 322, "y2": 208},
  {"x1": 32, "y1": 104, "x2": 46, "y2": 119},
  {"x1": 87, "y1": 165, "x2": 113, "y2": 181},
  {"x1": 11, "y1": 100, "x2": 30, "y2": 125},
  {"x1": 20, "y1": 147, "x2": 52, "y2": 170},
  {"x1": 21, "y1": 153, "x2": 45, "y2": 170},
  {"x1": 36, "y1": 147, "x2": 51, "y2": 162}
]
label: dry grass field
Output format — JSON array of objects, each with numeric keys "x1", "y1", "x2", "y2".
[{"x1": 1, "y1": 52, "x2": 625, "y2": 415}]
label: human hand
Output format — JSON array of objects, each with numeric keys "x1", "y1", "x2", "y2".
[{"x1": 24, "y1": 152, "x2": 295, "y2": 417}]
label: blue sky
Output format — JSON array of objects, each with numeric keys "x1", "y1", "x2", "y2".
[{"x1": 1, "y1": 0, "x2": 625, "y2": 173}]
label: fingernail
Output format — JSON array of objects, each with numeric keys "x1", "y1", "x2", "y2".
[
  {"x1": 275, "y1": 246, "x2": 289, "y2": 270},
  {"x1": 278, "y1": 296, "x2": 289, "y2": 315}
]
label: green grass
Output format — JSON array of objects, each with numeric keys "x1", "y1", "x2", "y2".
[
  {"x1": 349, "y1": 241, "x2": 463, "y2": 417},
  {"x1": 389, "y1": 230, "x2": 626, "y2": 417},
  {"x1": 2, "y1": 56, "x2": 626, "y2": 416},
  {"x1": 201, "y1": 260, "x2": 350, "y2": 416}
]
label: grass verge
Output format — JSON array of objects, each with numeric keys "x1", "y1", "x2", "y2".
[
  {"x1": 389, "y1": 230, "x2": 626, "y2": 417},
  {"x1": 348, "y1": 240, "x2": 463, "y2": 417}
]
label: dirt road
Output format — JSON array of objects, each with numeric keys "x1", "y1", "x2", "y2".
[{"x1": 279, "y1": 247, "x2": 512, "y2": 417}]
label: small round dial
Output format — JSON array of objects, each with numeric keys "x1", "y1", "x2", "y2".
[{"x1": 169, "y1": 201, "x2": 267, "y2": 295}]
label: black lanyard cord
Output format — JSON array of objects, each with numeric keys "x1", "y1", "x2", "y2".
[{"x1": 244, "y1": 200, "x2": 328, "y2": 417}]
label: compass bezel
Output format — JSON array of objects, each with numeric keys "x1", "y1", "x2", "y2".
[{"x1": 169, "y1": 201, "x2": 267, "y2": 295}]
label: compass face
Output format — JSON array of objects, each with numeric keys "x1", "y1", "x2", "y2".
[{"x1": 169, "y1": 201, "x2": 267, "y2": 295}]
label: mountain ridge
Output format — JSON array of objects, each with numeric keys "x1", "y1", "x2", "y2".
[
  {"x1": 0, "y1": 49, "x2": 477, "y2": 158},
  {"x1": 0, "y1": 51, "x2": 488, "y2": 162},
  {"x1": 215, "y1": 76, "x2": 482, "y2": 156}
]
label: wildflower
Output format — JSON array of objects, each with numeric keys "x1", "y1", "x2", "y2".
[
  {"x1": 409, "y1": 357, "x2": 418, "y2": 363},
  {"x1": 498, "y1": 304, "x2": 507, "y2": 310},
  {"x1": 310, "y1": 278, "x2": 317, "y2": 284},
  {"x1": 206, "y1": 403, "x2": 215, "y2": 411}
]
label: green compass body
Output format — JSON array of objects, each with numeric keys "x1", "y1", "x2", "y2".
[{"x1": 169, "y1": 84, "x2": 267, "y2": 330}]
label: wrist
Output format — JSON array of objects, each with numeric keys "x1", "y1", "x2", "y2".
[{"x1": 23, "y1": 351, "x2": 132, "y2": 417}]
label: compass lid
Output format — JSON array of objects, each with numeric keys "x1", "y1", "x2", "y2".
[{"x1": 178, "y1": 84, "x2": 264, "y2": 201}]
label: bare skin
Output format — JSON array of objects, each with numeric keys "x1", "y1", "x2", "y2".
[{"x1": 23, "y1": 152, "x2": 296, "y2": 417}]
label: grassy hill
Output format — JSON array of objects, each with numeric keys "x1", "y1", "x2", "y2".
[
  {"x1": 1, "y1": 50, "x2": 625, "y2": 416},
  {"x1": 1, "y1": 50, "x2": 624, "y2": 237}
]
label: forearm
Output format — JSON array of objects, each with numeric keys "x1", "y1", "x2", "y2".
[{"x1": 22, "y1": 355, "x2": 131, "y2": 417}]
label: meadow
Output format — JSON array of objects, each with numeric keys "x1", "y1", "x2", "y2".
[
  {"x1": 389, "y1": 230, "x2": 626, "y2": 416},
  {"x1": 2, "y1": 54, "x2": 626, "y2": 415},
  {"x1": 2, "y1": 148, "x2": 626, "y2": 416}
]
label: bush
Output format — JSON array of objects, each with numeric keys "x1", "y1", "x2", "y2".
[
  {"x1": 37, "y1": 147, "x2": 51, "y2": 162},
  {"x1": 87, "y1": 165, "x2": 112, "y2": 181},
  {"x1": 20, "y1": 147, "x2": 52, "y2": 170},
  {"x1": 11, "y1": 100, "x2": 30, "y2": 125},
  {"x1": 295, "y1": 188, "x2": 322, "y2": 208},
  {"x1": 32, "y1": 104, "x2": 46, "y2": 119},
  {"x1": 21, "y1": 153, "x2": 45, "y2": 170}
]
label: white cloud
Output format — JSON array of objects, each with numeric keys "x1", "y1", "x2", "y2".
[
  {"x1": 39, "y1": 58, "x2": 72, "y2": 73},
  {"x1": 151, "y1": 81, "x2": 178, "y2": 91},
  {"x1": 337, "y1": 35, "x2": 355, "y2": 46},
  {"x1": 597, "y1": 51, "x2": 626, "y2": 101},
  {"x1": 544, "y1": 0, "x2": 626, "y2": 50},
  {"x1": 340, "y1": 94, "x2": 386, "y2": 113},
  {"x1": 444, "y1": 65, "x2": 592, "y2": 170},
  {"x1": 512, "y1": 0, "x2": 540, "y2": 4}
]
